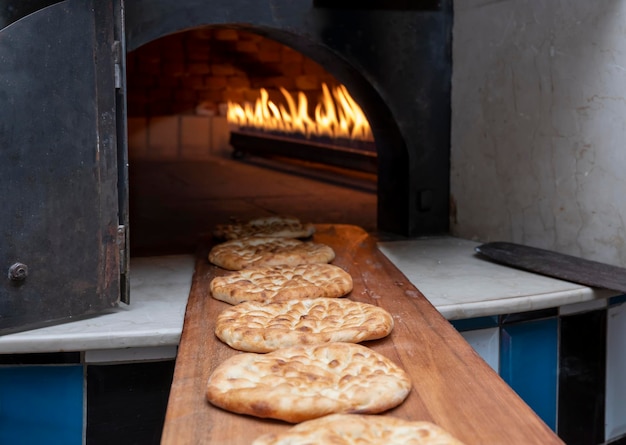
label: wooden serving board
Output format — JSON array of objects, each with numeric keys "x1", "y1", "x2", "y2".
[{"x1": 161, "y1": 224, "x2": 564, "y2": 445}]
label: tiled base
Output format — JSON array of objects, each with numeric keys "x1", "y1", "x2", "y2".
[
  {"x1": 455, "y1": 297, "x2": 626, "y2": 444},
  {"x1": 0, "y1": 354, "x2": 175, "y2": 445}
]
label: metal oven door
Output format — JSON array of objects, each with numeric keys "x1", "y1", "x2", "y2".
[{"x1": 0, "y1": 0, "x2": 129, "y2": 334}]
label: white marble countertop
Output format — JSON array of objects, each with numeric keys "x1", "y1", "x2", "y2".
[
  {"x1": 0, "y1": 255, "x2": 195, "y2": 356},
  {"x1": 377, "y1": 237, "x2": 617, "y2": 320},
  {"x1": 0, "y1": 237, "x2": 617, "y2": 355}
]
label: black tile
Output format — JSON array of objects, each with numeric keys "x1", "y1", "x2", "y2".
[
  {"x1": 557, "y1": 309, "x2": 606, "y2": 445},
  {"x1": 609, "y1": 294, "x2": 626, "y2": 307},
  {"x1": 86, "y1": 360, "x2": 175, "y2": 445},
  {"x1": 451, "y1": 316, "x2": 499, "y2": 332},
  {"x1": 0, "y1": 352, "x2": 81, "y2": 365}
]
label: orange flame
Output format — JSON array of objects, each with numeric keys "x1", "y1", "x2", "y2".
[{"x1": 227, "y1": 83, "x2": 373, "y2": 142}]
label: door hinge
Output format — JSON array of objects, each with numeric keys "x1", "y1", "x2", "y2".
[{"x1": 112, "y1": 40, "x2": 122, "y2": 89}]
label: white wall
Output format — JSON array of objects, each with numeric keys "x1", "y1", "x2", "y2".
[{"x1": 451, "y1": 0, "x2": 626, "y2": 266}]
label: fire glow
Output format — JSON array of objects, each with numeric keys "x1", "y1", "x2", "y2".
[{"x1": 227, "y1": 83, "x2": 373, "y2": 142}]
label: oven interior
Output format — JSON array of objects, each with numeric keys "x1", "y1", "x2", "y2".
[{"x1": 127, "y1": 27, "x2": 384, "y2": 256}]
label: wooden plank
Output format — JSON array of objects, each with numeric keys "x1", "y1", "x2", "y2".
[
  {"x1": 476, "y1": 241, "x2": 626, "y2": 293},
  {"x1": 161, "y1": 224, "x2": 564, "y2": 445}
]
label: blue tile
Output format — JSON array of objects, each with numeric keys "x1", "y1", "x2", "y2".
[
  {"x1": 500, "y1": 318, "x2": 558, "y2": 430},
  {"x1": 0, "y1": 365, "x2": 83, "y2": 445}
]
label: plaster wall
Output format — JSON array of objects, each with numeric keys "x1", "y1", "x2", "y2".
[{"x1": 451, "y1": 0, "x2": 626, "y2": 266}]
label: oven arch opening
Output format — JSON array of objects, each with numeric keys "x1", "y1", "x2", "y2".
[
  {"x1": 126, "y1": 26, "x2": 382, "y2": 255},
  {"x1": 124, "y1": 0, "x2": 452, "y2": 242}
]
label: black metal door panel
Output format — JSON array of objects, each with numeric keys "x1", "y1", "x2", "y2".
[{"x1": 0, "y1": 0, "x2": 126, "y2": 334}]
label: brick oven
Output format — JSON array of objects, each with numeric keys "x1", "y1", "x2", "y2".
[
  {"x1": 125, "y1": 28, "x2": 346, "y2": 162},
  {"x1": 125, "y1": 27, "x2": 372, "y2": 168},
  {"x1": 0, "y1": 0, "x2": 452, "y2": 333}
]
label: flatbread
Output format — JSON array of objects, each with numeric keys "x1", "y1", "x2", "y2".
[
  {"x1": 215, "y1": 298, "x2": 394, "y2": 352},
  {"x1": 206, "y1": 342, "x2": 411, "y2": 423},
  {"x1": 208, "y1": 236, "x2": 335, "y2": 270},
  {"x1": 252, "y1": 414, "x2": 467, "y2": 445},
  {"x1": 213, "y1": 215, "x2": 315, "y2": 240},
  {"x1": 210, "y1": 263, "x2": 353, "y2": 305}
]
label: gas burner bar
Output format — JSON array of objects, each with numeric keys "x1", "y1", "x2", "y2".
[{"x1": 229, "y1": 131, "x2": 378, "y2": 174}]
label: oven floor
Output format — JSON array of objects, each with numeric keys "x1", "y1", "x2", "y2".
[{"x1": 129, "y1": 155, "x2": 377, "y2": 256}]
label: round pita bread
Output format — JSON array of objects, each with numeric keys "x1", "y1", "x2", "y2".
[
  {"x1": 206, "y1": 342, "x2": 411, "y2": 423},
  {"x1": 252, "y1": 414, "x2": 466, "y2": 445},
  {"x1": 208, "y1": 236, "x2": 335, "y2": 270},
  {"x1": 215, "y1": 298, "x2": 393, "y2": 352},
  {"x1": 213, "y1": 215, "x2": 315, "y2": 240},
  {"x1": 210, "y1": 263, "x2": 353, "y2": 305}
]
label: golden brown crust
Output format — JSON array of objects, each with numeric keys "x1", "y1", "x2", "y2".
[
  {"x1": 208, "y1": 236, "x2": 335, "y2": 270},
  {"x1": 215, "y1": 298, "x2": 394, "y2": 352},
  {"x1": 206, "y1": 342, "x2": 411, "y2": 423},
  {"x1": 252, "y1": 414, "x2": 467, "y2": 445},
  {"x1": 209, "y1": 263, "x2": 353, "y2": 305},
  {"x1": 213, "y1": 215, "x2": 316, "y2": 240}
]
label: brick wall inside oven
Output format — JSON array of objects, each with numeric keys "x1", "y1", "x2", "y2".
[{"x1": 126, "y1": 28, "x2": 339, "y2": 161}]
